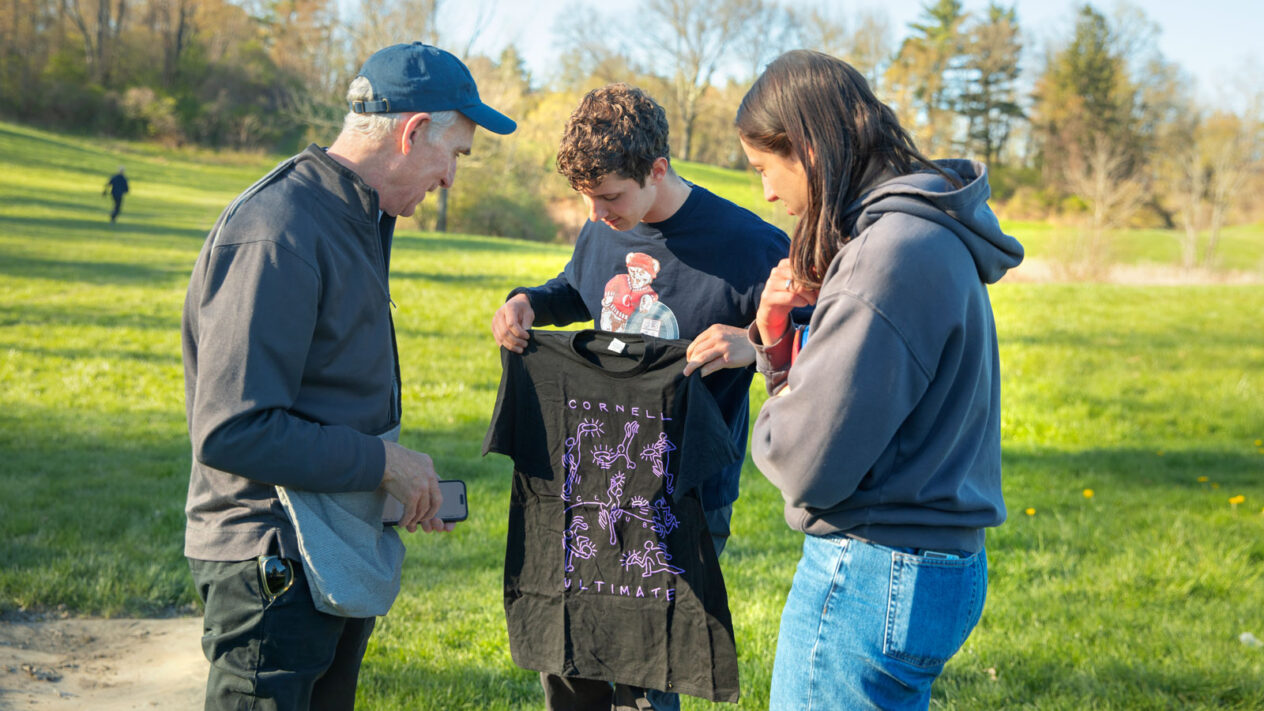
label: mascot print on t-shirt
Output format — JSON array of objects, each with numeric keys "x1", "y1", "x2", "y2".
[{"x1": 600, "y1": 252, "x2": 680, "y2": 339}]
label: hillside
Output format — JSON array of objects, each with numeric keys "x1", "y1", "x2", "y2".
[{"x1": 1, "y1": 121, "x2": 1262, "y2": 709}]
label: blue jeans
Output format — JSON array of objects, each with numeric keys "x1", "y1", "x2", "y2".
[{"x1": 770, "y1": 535, "x2": 987, "y2": 711}]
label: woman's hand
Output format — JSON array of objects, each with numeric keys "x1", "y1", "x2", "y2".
[
  {"x1": 756, "y1": 258, "x2": 818, "y2": 346},
  {"x1": 683, "y1": 324, "x2": 756, "y2": 377}
]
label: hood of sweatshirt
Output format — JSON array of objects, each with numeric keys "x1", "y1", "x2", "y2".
[{"x1": 850, "y1": 159, "x2": 1023, "y2": 284}]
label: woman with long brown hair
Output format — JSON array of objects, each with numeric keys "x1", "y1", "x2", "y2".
[{"x1": 737, "y1": 50, "x2": 1024, "y2": 709}]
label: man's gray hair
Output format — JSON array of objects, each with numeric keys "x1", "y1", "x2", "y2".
[{"x1": 343, "y1": 76, "x2": 459, "y2": 140}]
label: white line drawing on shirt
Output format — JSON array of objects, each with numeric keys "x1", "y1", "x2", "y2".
[
  {"x1": 560, "y1": 416, "x2": 683, "y2": 577},
  {"x1": 563, "y1": 418, "x2": 604, "y2": 500},
  {"x1": 620, "y1": 540, "x2": 684, "y2": 578},
  {"x1": 563, "y1": 517, "x2": 597, "y2": 572},
  {"x1": 592, "y1": 421, "x2": 639, "y2": 470},
  {"x1": 639, "y1": 432, "x2": 677, "y2": 495}
]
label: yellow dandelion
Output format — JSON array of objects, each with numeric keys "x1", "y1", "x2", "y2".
[
  {"x1": 1196, "y1": 476, "x2": 1209, "y2": 483},
  {"x1": 1083, "y1": 489, "x2": 1095, "y2": 499},
  {"x1": 1255, "y1": 439, "x2": 1263, "y2": 447},
  {"x1": 1025, "y1": 507, "x2": 1036, "y2": 516},
  {"x1": 1229, "y1": 495, "x2": 1246, "y2": 505}
]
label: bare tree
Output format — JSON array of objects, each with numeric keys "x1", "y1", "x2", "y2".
[
  {"x1": 551, "y1": 2, "x2": 643, "y2": 88},
  {"x1": 847, "y1": 9, "x2": 894, "y2": 90},
  {"x1": 61, "y1": 0, "x2": 128, "y2": 83},
  {"x1": 1200, "y1": 110, "x2": 1262, "y2": 267},
  {"x1": 347, "y1": 0, "x2": 439, "y2": 68},
  {"x1": 740, "y1": 0, "x2": 798, "y2": 82},
  {"x1": 1057, "y1": 132, "x2": 1146, "y2": 280},
  {"x1": 644, "y1": 0, "x2": 762, "y2": 161},
  {"x1": 1161, "y1": 107, "x2": 1206, "y2": 269},
  {"x1": 151, "y1": 0, "x2": 195, "y2": 88},
  {"x1": 1, "y1": 0, "x2": 60, "y2": 105},
  {"x1": 788, "y1": 5, "x2": 892, "y2": 90}
]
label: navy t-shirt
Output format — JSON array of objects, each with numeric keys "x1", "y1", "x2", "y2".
[{"x1": 512, "y1": 184, "x2": 788, "y2": 510}]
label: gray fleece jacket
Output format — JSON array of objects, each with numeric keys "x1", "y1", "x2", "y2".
[
  {"x1": 751, "y1": 159, "x2": 1023, "y2": 554},
  {"x1": 182, "y1": 144, "x2": 398, "y2": 562}
]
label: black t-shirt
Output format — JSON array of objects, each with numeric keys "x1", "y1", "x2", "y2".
[
  {"x1": 483, "y1": 330, "x2": 741, "y2": 702},
  {"x1": 512, "y1": 185, "x2": 788, "y2": 510}
]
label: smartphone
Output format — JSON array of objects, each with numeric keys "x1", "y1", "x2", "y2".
[{"x1": 382, "y1": 479, "x2": 468, "y2": 525}]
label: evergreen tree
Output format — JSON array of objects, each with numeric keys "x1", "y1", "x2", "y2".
[
  {"x1": 885, "y1": 0, "x2": 969, "y2": 157},
  {"x1": 959, "y1": 2, "x2": 1023, "y2": 165}
]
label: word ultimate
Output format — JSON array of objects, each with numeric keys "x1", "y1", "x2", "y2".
[
  {"x1": 566, "y1": 399, "x2": 672, "y2": 421},
  {"x1": 563, "y1": 577, "x2": 677, "y2": 601}
]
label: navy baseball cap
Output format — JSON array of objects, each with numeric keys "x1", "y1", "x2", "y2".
[{"x1": 350, "y1": 42, "x2": 516, "y2": 135}]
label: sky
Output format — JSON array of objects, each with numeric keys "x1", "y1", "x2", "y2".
[{"x1": 462, "y1": 0, "x2": 1263, "y2": 108}]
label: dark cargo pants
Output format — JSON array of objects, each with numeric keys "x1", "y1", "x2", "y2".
[{"x1": 189, "y1": 557, "x2": 375, "y2": 711}]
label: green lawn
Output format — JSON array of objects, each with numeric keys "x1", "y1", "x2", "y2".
[{"x1": 1, "y1": 120, "x2": 1262, "y2": 709}]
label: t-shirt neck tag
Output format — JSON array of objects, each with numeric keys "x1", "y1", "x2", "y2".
[{"x1": 607, "y1": 337, "x2": 627, "y2": 354}]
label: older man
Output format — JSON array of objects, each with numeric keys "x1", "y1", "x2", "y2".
[{"x1": 181, "y1": 43, "x2": 514, "y2": 710}]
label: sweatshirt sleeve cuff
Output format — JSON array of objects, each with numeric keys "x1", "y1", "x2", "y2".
[{"x1": 748, "y1": 322, "x2": 792, "y2": 393}]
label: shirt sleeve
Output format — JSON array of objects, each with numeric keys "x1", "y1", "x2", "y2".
[
  {"x1": 510, "y1": 271, "x2": 591, "y2": 327},
  {"x1": 187, "y1": 240, "x2": 384, "y2": 493},
  {"x1": 673, "y1": 373, "x2": 742, "y2": 499},
  {"x1": 482, "y1": 347, "x2": 552, "y2": 476}
]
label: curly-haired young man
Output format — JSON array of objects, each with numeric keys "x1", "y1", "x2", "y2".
[{"x1": 490, "y1": 83, "x2": 788, "y2": 711}]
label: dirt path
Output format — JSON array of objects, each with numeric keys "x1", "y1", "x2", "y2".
[{"x1": 0, "y1": 617, "x2": 206, "y2": 709}]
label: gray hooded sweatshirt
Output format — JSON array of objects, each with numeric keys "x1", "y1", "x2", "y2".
[{"x1": 751, "y1": 159, "x2": 1023, "y2": 554}]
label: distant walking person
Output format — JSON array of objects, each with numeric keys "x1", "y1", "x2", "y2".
[{"x1": 103, "y1": 167, "x2": 128, "y2": 222}]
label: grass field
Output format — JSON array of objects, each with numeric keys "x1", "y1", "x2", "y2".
[{"x1": 1, "y1": 120, "x2": 1263, "y2": 709}]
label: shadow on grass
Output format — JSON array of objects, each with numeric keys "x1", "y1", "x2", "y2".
[
  {"x1": 358, "y1": 660, "x2": 541, "y2": 710},
  {"x1": 0, "y1": 125, "x2": 124, "y2": 178},
  {"x1": 0, "y1": 302, "x2": 180, "y2": 331},
  {"x1": 1005, "y1": 327, "x2": 1264, "y2": 353},
  {"x1": 395, "y1": 232, "x2": 567, "y2": 255},
  {"x1": 0, "y1": 193, "x2": 112, "y2": 215},
  {"x1": 937, "y1": 656, "x2": 1264, "y2": 709},
  {"x1": 391, "y1": 270, "x2": 509, "y2": 287},
  {"x1": 0, "y1": 252, "x2": 187, "y2": 286},
  {"x1": 1002, "y1": 446, "x2": 1262, "y2": 489},
  {"x1": 0, "y1": 406, "x2": 510, "y2": 617},
  {"x1": 0, "y1": 213, "x2": 209, "y2": 240},
  {"x1": 0, "y1": 339, "x2": 181, "y2": 365}
]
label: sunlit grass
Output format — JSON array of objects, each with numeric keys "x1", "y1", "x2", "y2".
[{"x1": 1, "y1": 120, "x2": 1262, "y2": 708}]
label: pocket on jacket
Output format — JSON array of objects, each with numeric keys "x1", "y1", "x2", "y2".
[{"x1": 882, "y1": 551, "x2": 986, "y2": 669}]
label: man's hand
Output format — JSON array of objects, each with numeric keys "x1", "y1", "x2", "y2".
[
  {"x1": 381, "y1": 441, "x2": 451, "y2": 533},
  {"x1": 684, "y1": 324, "x2": 755, "y2": 377},
  {"x1": 492, "y1": 293, "x2": 534, "y2": 353}
]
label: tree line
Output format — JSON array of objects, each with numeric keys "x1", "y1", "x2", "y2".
[{"x1": 2, "y1": 0, "x2": 1260, "y2": 267}]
